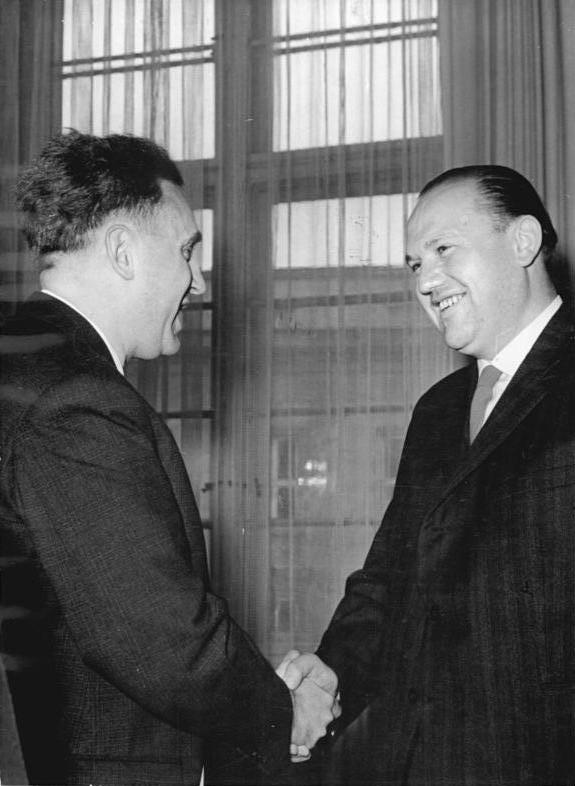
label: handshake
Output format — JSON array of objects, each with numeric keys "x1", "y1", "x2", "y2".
[{"x1": 276, "y1": 650, "x2": 342, "y2": 763}]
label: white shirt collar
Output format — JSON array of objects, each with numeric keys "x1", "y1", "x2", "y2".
[
  {"x1": 478, "y1": 295, "x2": 562, "y2": 378},
  {"x1": 40, "y1": 289, "x2": 125, "y2": 375}
]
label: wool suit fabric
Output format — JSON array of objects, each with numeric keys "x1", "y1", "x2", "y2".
[
  {"x1": 0, "y1": 293, "x2": 292, "y2": 786},
  {"x1": 317, "y1": 305, "x2": 575, "y2": 785}
]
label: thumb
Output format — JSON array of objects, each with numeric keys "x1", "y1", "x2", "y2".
[{"x1": 275, "y1": 649, "x2": 301, "y2": 683}]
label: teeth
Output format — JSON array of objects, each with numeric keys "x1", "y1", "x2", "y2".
[{"x1": 438, "y1": 294, "x2": 463, "y2": 312}]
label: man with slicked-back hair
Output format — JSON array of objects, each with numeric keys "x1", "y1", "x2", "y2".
[{"x1": 289, "y1": 165, "x2": 575, "y2": 785}]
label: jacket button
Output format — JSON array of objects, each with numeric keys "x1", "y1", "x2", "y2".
[{"x1": 408, "y1": 688, "x2": 419, "y2": 704}]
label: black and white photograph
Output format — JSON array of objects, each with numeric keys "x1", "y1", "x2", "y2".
[{"x1": 1, "y1": 2, "x2": 574, "y2": 785}]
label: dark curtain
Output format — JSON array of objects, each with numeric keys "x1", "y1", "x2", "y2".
[
  {"x1": 0, "y1": 0, "x2": 63, "y2": 317},
  {"x1": 0, "y1": 2, "x2": 63, "y2": 781}
]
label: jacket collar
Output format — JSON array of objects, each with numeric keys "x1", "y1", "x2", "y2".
[
  {"x1": 4, "y1": 291, "x2": 120, "y2": 371},
  {"x1": 426, "y1": 305, "x2": 575, "y2": 518}
]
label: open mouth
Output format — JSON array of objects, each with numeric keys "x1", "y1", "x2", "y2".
[
  {"x1": 179, "y1": 289, "x2": 192, "y2": 312},
  {"x1": 174, "y1": 292, "x2": 191, "y2": 328},
  {"x1": 437, "y1": 293, "x2": 464, "y2": 312},
  {"x1": 173, "y1": 309, "x2": 184, "y2": 334}
]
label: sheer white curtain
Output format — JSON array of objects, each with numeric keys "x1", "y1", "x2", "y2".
[
  {"x1": 260, "y1": 0, "x2": 448, "y2": 664},
  {"x1": 59, "y1": 0, "x2": 450, "y2": 661},
  {"x1": 57, "y1": 0, "x2": 450, "y2": 666}
]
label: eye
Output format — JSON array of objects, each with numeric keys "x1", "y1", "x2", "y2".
[
  {"x1": 182, "y1": 244, "x2": 194, "y2": 264},
  {"x1": 182, "y1": 231, "x2": 202, "y2": 264},
  {"x1": 436, "y1": 244, "x2": 452, "y2": 256},
  {"x1": 408, "y1": 260, "x2": 421, "y2": 274}
]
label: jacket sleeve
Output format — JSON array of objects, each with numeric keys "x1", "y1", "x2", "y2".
[
  {"x1": 316, "y1": 397, "x2": 434, "y2": 729},
  {"x1": 316, "y1": 498, "x2": 410, "y2": 727},
  {"x1": 6, "y1": 373, "x2": 292, "y2": 773}
]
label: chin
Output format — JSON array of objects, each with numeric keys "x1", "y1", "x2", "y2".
[
  {"x1": 162, "y1": 335, "x2": 181, "y2": 356},
  {"x1": 443, "y1": 326, "x2": 470, "y2": 349}
]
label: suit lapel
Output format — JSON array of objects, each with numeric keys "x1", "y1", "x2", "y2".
[
  {"x1": 416, "y1": 308, "x2": 574, "y2": 594},
  {"x1": 424, "y1": 306, "x2": 575, "y2": 521}
]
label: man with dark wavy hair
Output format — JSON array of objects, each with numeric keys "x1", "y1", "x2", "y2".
[
  {"x1": 0, "y1": 130, "x2": 339, "y2": 786},
  {"x1": 291, "y1": 165, "x2": 575, "y2": 784}
]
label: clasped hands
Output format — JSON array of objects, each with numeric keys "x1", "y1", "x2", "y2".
[{"x1": 276, "y1": 650, "x2": 341, "y2": 763}]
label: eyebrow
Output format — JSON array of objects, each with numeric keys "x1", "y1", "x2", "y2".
[
  {"x1": 185, "y1": 230, "x2": 202, "y2": 252},
  {"x1": 405, "y1": 235, "x2": 449, "y2": 265}
]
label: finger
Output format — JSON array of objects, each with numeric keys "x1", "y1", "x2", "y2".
[
  {"x1": 282, "y1": 658, "x2": 308, "y2": 691},
  {"x1": 290, "y1": 743, "x2": 311, "y2": 763},
  {"x1": 275, "y1": 649, "x2": 300, "y2": 681},
  {"x1": 298, "y1": 717, "x2": 331, "y2": 749},
  {"x1": 290, "y1": 743, "x2": 310, "y2": 757},
  {"x1": 291, "y1": 654, "x2": 338, "y2": 694},
  {"x1": 291, "y1": 753, "x2": 312, "y2": 763}
]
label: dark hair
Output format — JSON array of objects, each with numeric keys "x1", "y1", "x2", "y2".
[
  {"x1": 16, "y1": 130, "x2": 183, "y2": 256},
  {"x1": 420, "y1": 165, "x2": 558, "y2": 260}
]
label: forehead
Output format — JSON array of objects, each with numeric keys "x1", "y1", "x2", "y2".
[
  {"x1": 407, "y1": 180, "x2": 485, "y2": 241},
  {"x1": 154, "y1": 180, "x2": 198, "y2": 236}
]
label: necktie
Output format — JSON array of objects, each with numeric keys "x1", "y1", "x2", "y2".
[{"x1": 469, "y1": 364, "x2": 502, "y2": 443}]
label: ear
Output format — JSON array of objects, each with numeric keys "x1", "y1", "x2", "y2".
[
  {"x1": 511, "y1": 215, "x2": 543, "y2": 268},
  {"x1": 105, "y1": 224, "x2": 135, "y2": 280}
]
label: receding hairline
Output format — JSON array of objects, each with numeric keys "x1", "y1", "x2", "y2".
[
  {"x1": 104, "y1": 178, "x2": 189, "y2": 228},
  {"x1": 410, "y1": 176, "x2": 493, "y2": 225},
  {"x1": 416, "y1": 172, "x2": 522, "y2": 233}
]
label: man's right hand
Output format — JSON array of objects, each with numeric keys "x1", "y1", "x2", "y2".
[{"x1": 276, "y1": 650, "x2": 341, "y2": 762}]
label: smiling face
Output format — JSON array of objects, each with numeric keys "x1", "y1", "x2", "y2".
[
  {"x1": 406, "y1": 179, "x2": 535, "y2": 360},
  {"x1": 132, "y1": 180, "x2": 206, "y2": 359}
]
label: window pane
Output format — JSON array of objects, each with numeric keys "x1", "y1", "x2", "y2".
[
  {"x1": 64, "y1": 0, "x2": 214, "y2": 60},
  {"x1": 273, "y1": 0, "x2": 440, "y2": 149},
  {"x1": 194, "y1": 208, "x2": 213, "y2": 274},
  {"x1": 167, "y1": 418, "x2": 213, "y2": 522},
  {"x1": 62, "y1": 0, "x2": 215, "y2": 160},
  {"x1": 274, "y1": 194, "x2": 417, "y2": 269},
  {"x1": 274, "y1": 0, "x2": 437, "y2": 35},
  {"x1": 267, "y1": 183, "x2": 450, "y2": 659}
]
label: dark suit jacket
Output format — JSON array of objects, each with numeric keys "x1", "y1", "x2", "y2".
[
  {"x1": 0, "y1": 293, "x2": 292, "y2": 786},
  {"x1": 0, "y1": 648, "x2": 28, "y2": 784},
  {"x1": 318, "y1": 305, "x2": 575, "y2": 785}
]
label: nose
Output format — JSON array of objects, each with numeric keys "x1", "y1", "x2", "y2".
[
  {"x1": 417, "y1": 257, "x2": 445, "y2": 296},
  {"x1": 189, "y1": 262, "x2": 207, "y2": 296}
]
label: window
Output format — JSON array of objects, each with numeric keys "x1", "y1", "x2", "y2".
[
  {"x1": 62, "y1": 0, "x2": 446, "y2": 661},
  {"x1": 265, "y1": 0, "x2": 442, "y2": 657},
  {"x1": 62, "y1": 0, "x2": 215, "y2": 159},
  {"x1": 274, "y1": 194, "x2": 416, "y2": 268},
  {"x1": 273, "y1": 0, "x2": 440, "y2": 150}
]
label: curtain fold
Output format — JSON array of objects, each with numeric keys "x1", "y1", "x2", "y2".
[
  {"x1": 439, "y1": 0, "x2": 575, "y2": 291},
  {"x1": 0, "y1": 3, "x2": 63, "y2": 779},
  {"x1": 258, "y1": 0, "x2": 446, "y2": 666},
  {"x1": 0, "y1": 0, "x2": 63, "y2": 312}
]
